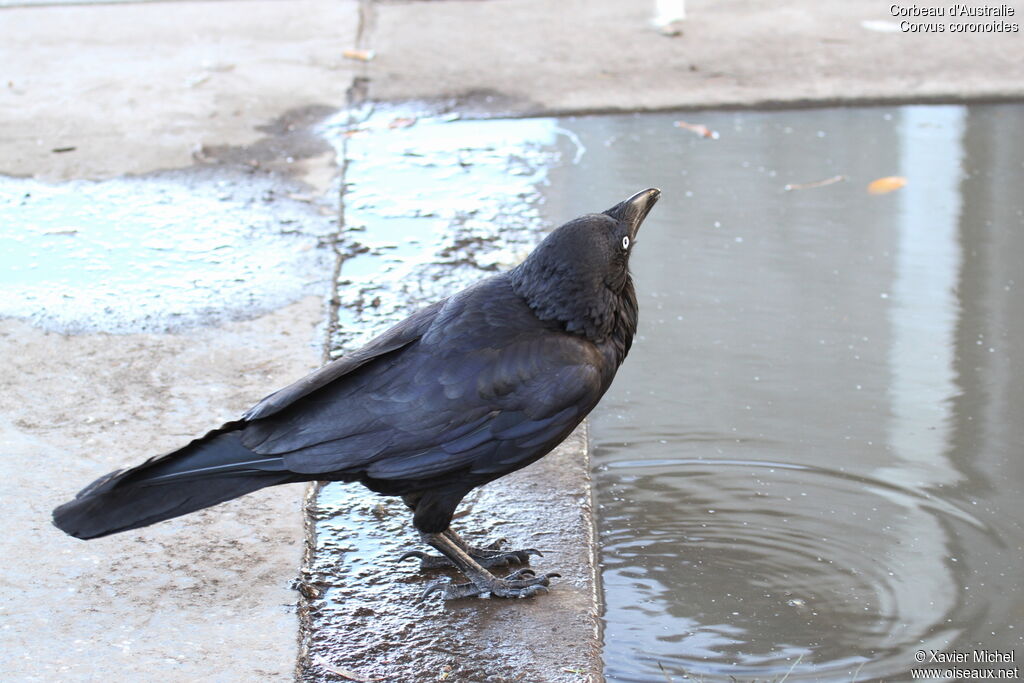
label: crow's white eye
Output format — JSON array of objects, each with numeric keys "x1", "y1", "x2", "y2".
[{"x1": 622, "y1": 236, "x2": 630, "y2": 249}]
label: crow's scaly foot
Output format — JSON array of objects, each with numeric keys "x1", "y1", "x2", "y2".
[
  {"x1": 398, "y1": 546, "x2": 542, "y2": 570},
  {"x1": 413, "y1": 531, "x2": 560, "y2": 601},
  {"x1": 419, "y1": 568, "x2": 561, "y2": 601},
  {"x1": 399, "y1": 530, "x2": 541, "y2": 570}
]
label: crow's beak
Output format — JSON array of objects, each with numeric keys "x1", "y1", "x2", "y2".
[{"x1": 605, "y1": 188, "x2": 661, "y2": 238}]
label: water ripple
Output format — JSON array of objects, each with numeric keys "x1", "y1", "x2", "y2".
[{"x1": 597, "y1": 459, "x2": 1001, "y2": 681}]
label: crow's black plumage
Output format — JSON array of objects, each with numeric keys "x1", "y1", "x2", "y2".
[{"x1": 53, "y1": 188, "x2": 660, "y2": 599}]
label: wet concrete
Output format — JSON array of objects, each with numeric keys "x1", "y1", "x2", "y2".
[
  {"x1": 318, "y1": 109, "x2": 565, "y2": 352},
  {"x1": 301, "y1": 429, "x2": 598, "y2": 682},
  {"x1": 0, "y1": 167, "x2": 335, "y2": 333},
  {"x1": 537, "y1": 104, "x2": 1024, "y2": 681},
  {"x1": 0, "y1": 0, "x2": 358, "y2": 180},
  {"x1": 0, "y1": 298, "x2": 323, "y2": 682},
  {"x1": 299, "y1": 111, "x2": 602, "y2": 681}
]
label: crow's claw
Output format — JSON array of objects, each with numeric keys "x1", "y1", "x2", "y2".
[
  {"x1": 419, "y1": 570, "x2": 559, "y2": 601},
  {"x1": 400, "y1": 545, "x2": 543, "y2": 571},
  {"x1": 398, "y1": 549, "x2": 458, "y2": 570},
  {"x1": 419, "y1": 579, "x2": 484, "y2": 601},
  {"x1": 398, "y1": 550, "x2": 427, "y2": 563},
  {"x1": 479, "y1": 537, "x2": 508, "y2": 551},
  {"x1": 474, "y1": 547, "x2": 542, "y2": 568},
  {"x1": 505, "y1": 567, "x2": 549, "y2": 581}
]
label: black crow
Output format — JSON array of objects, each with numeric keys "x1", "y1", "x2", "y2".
[{"x1": 53, "y1": 188, "x2": 661, "y2": 600}]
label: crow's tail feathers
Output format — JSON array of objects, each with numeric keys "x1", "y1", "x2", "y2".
[{"x1": 52, "y1": 425, "x2": 298, "y2": 540}]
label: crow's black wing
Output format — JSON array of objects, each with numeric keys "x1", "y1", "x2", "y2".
[
  {"x1": 242, "y1": 300, "x2": 444, "y2": 421},
  {"x1": 237, "y1": 276, "x2": 608, "y2": 481},
  {"x1": 358, "y1": 332, "x2": 605, "y2": 481}
]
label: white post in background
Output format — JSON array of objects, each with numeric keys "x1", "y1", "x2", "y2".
[{"x1": 653, "y1": 0, "x2": 686, "y2": 35}]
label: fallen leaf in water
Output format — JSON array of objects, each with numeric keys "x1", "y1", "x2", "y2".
[
  {"x1": 867, "y1": 176, "x2": 907, "y2": 194},
  {"x1": 388, "y1": 117, "x2": 417, "y2": 129},
  {"x1": 674, "y1": 120, "x2": 719, "y2": 139},
  {"x1": 784, "y1": 175, "x2": 846, "y2": 191},
  {"x1": 342, "y1": 48, "x2": 375, "y2": 62},
  {"x1": 315, "y1": 657, "x2": 380, "y2": 682}
]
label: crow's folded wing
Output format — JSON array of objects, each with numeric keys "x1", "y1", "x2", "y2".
[
  {"x1": 241, "y1": 300, "x2": 444, "y2": 421},
  {"x1": 238, "y1": 329, "x2": 606, "y2": 480},
  {"x1": 363, "y1": 346, "x2": 603, "y2": 480}
]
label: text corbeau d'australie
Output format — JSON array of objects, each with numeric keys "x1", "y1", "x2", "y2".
[{"x1": 890, "y1": 3, "x2": 1019, "y2": 32}]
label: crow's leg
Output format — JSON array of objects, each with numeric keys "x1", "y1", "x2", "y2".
[
  {"x1": 415, "y1": 531, "x2": 559, "y2": 600},
  {"x1": 447, "y1": 528, "x2": 543, "y2": 565},
  {"x1": 399, "y1": 528, "x2": 541, "y2": 570}
]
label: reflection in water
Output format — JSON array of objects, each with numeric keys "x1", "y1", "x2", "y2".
[
  {"x1": 873, "y1": 106, "x2": 966, "y2": 665},
  {"x1": 547, "y1": 105, "x2": 1024, "y2": 681}
]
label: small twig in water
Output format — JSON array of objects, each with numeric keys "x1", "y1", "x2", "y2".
[
  {"x1": 314, "y1": 656, "x2": 380, "y2": 682},
  {"x1": 783, "y1": 175, "x2": 845, "y2": 191},
  {"x1": 777, "y1": 654, "x2": 804, "y2": 683}
]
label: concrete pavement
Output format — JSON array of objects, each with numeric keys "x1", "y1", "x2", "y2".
[
  {"x1": 1, "y1": 0, "x2": 358, "y2": 180},
  {"x1": 0, "y1": 300, "x2": 324, "y2": 681},
  {"x1": 367, "y1": 0, "x2": 1024, "y2": 115}
]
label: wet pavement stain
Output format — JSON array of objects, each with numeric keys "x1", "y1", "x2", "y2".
[
  {"x1": 0, "y1": 122, "x2": 338, "y2": 677},
  {"x1": 0, "y1": 166, "x2": 335, "y2": 333},
  {"x1": 318, "y1": 109, "x2": 564, "y2": 352}
]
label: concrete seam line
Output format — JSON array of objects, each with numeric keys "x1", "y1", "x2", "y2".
[
  {"x1": 366, "y1": 91, "x2": 1024, "y2": 123},
  {"x1": 296, "y1": 7, "x2": 377, "y2": 665},
  {"x1": 581, "y1": 419, "x2": 607, "y2": 678}
]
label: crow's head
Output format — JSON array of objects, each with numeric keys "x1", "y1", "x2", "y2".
[{"x1": 511, "y1": 188, "x2": 660, "y2": 345}]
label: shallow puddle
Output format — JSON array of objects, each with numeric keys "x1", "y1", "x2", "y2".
[
  {"x1": 551, "y1": 104, "x2": 1024, "y2": 681},
  {"x1": 0, "y1": 168, "x2": 333, "y2": 333}
]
